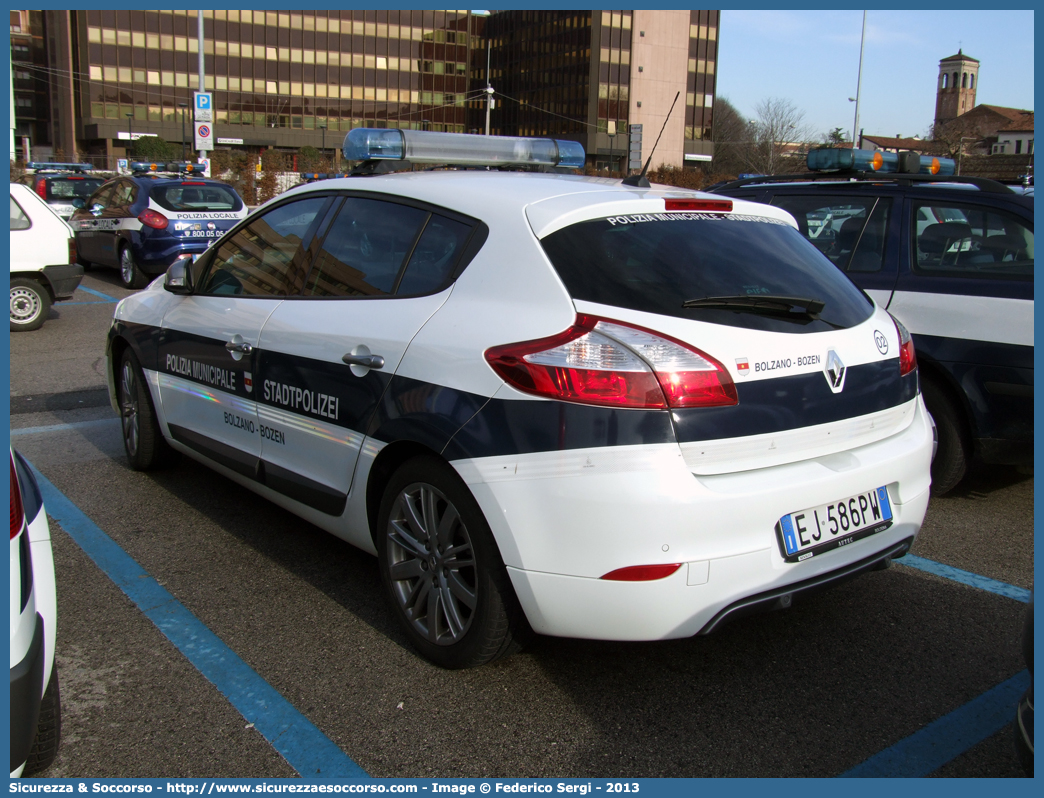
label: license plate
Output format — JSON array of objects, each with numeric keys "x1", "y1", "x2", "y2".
[{"x1": 776, "y1": 486, "x2": 893, "y2": 563}]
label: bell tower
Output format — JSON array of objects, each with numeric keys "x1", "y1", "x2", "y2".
[{"x1": 934, "y1": 49, "x2": 979, "y2": 128}]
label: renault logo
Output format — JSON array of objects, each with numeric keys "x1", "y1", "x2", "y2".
[{"x1": 825, "y1": 350, "x2": 846, "y2": 393}]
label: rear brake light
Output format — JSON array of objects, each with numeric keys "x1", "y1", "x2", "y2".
[
  {"x1": 35, "y1": 179, "x2": 47, "y2": 200},
  {"x1": 485, "y1": 315, "x2": 738, "y2": 410},
  {"x1": 601, "y1": 564, "x2": 682, "y2": 581},
  {"x1": 68, "y1": 237, "x2": 77, "y2": 265},
  {"x1": 891, "y1": 315, "x2": 917, "y2": 376},
  {"x1": 181, "y1": 181, "x2": 206, "y2": 185},
  {"x1": 664, "y1": 198, "x2": 733, "y2": 213},
  {"x1": 138, "y1": 209, "x2": 169, "y2": 230},
  {"x1": 11, "y1": 455, "x2": 24, "y2": 540}
]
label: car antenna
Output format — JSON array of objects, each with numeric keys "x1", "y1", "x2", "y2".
[{"x1": 622, "y1": 90, "x2": 679, "y2": 188}]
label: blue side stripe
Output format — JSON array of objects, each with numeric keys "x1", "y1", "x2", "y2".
[
  {"x1": 28, "y1": 463, "x2": 369, "y2": 779},
  {"x1": 75, "y1": 285, "x2": 119, "y2": 301},
  {"x1": 897, "y1": 554, "x2": 1032, "y2": 603},
  {"x1": 839, "y1": 671, "x2": 1030, "y2": 777}
]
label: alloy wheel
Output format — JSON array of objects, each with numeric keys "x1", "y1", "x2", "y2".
[
  {"x1": 386, "y1": 482, "x2": 478, "y2": 645},
  {"x1": 120, "y1": 360, "x2": 140, "y2": 457}
]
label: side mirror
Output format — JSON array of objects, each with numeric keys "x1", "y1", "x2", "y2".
[
  {"x1": 163, "y1": 258, "x2": 193, "y2": 295},
  {"x1": 71, "y1": 198, "x2": 86, "y2": 209}
]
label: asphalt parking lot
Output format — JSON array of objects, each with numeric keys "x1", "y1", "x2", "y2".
[{"x1": 9, "y1": 271, "x2": 1034, "y2": 778}]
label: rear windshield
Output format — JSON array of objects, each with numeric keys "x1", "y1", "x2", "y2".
[
  {"x1": 539, "y1": 212, "x2": 874, "y2": 333},
  {"x1": 150, "y1": 183, "x2": 244, "y2": 213},
  {"x1": 45, "y1": 177, "x2": 104, "y2": 201}
]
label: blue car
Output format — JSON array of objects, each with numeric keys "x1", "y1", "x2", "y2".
[{"x1": 69, "y1": 162, "x2": 248, "y2": 288}]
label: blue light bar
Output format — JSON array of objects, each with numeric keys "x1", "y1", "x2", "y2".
[
  {"x1": 129, "y1": 161, "x2": 204, "y2": 174},
  {"x1": 343, "y1": 128, "x2": 586, "y2": 169},
  {"x1": 807, "y1": 148, "x2": 900, "y2": 173},
  {"x1": 919, "y1": 156, "x2": 956, "y2": 176},
  {"x1": 26, "y1": 162, "x2": 93, "y2": 172},
  {"x1": 299, "y1": 173, "x2": 351, "y2": 180}
]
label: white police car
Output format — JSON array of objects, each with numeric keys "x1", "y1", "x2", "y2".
[
  {"x1": 105, "y1": 130, "x2": 933, "y2": 668},
  {"x1": 10, "y1": 448, "x2": 60, "y2": 776},
  {"x1": 20, "y1": 163, "x2": 106, "y2": 221},
  {"x1": 69, "y1": 162, "x2": 248, "y2": 289}
]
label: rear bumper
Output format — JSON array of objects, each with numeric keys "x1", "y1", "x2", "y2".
[
  {"x1": 459, "y1": 397, "x2": 933, "y2": 641},
  {"x1": 41, "y1": 263, "x2": 84, "y2": 300},
  {"x1": 10, "y1": 614, "x2": 44, "y2": 774}
]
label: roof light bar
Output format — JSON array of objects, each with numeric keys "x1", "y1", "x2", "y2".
[
  {"x1": 807, "y1": 147, "x2": 956, "y2": 177},
  {"x1": 299, "y1": 172, "x2": 351, "y2": 181},
  {"x1": 26, "y1": 162, "x2": 93, "y2": 173},
  {"x1": 130, "y1": 161, "x2": 204, "y2": 174},
  {"x1": 919, "y1": 156, "x2": 956, "y2": 176},
  {"x1": 343, "y1": 128, "x2": 586, "y2": 169}
]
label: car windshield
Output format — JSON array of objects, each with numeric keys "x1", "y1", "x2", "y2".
[
  {"x1": 539, "y1": 212, "x2": 874, "y2": 333},
  {"x1": 46, "y1": 177, "x2": 104, "y2": 201},
  {"x1": 150, "y1": 183, "x2": 243, "y2": 212}
]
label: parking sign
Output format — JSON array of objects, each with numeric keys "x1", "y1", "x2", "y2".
[
  {"x1": 194, "y1": 121, "x2": 214, "y2": 152},
  {"x1": 194, "y1": 91, "x2": 213, "y2": 123}
]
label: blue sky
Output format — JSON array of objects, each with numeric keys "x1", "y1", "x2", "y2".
[{"x1": 716, "y1": 9, "x2": 1034, "y2": 142}]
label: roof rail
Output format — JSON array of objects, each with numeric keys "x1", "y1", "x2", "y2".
[{"x1": 710, "y1": 171, "x2": 1016, "y2": 195}]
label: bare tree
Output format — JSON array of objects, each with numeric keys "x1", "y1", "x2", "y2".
[
  {"x1": 744, "y1": 97, "x2": 815, "y2": 174},
  {"x1": 709, "y1": 95, "x2": 749, "y2": 178},
  {"x1": 929, "y1": 116, "x2": 988, "y2": 159}
]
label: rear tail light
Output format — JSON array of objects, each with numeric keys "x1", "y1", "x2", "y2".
[
  {"x1": 68, "y1": 237, "x2": 77, "y2": 265},
  {"x1": 138, "y1": 209, "x2": 169, "y2": 230},
  {"x1": 485, "y1": 315, "x2": 738, "y2": 410},
  {"x1": 11, "y1": 455, "x2": 24, "y2": 540},
  {"x1": 601, "y1": 564, "x2": 682, "y2": 581},
  {"x1": 891, "y1": 314, "x2": 917, "y2": 376},
  {"x1": 35, "y1": 179, "x2": 47, "y2": 200}
]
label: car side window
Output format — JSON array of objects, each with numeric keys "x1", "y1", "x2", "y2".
[
  {"x1": 913, "y1": 202, "x2": 1033, "y2": 279},
  {"x1": 86, "y1": 183, "x2": 115, "y2": 210},
  {"x1": 302, "y1": 197, "x2": 429, "y2": 297},
  {"x1": 10, "y1": 196, "x2": 31, "y2": 231},
  {"x1": 195, "y1": 197, "x2": 328, "y2": 297},
  {"x1": 768, "y1": 195, "x2": 883, "y2": 270},
  {"x1": 396, "y1": 214, "x2": 472, "y2": 295},
  {"x1": 111, "y1": 181, "x2": 137, "y2": 210}
]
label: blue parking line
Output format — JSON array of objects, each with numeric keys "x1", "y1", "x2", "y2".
[
  {"x1": 896, "y1": 554, "x2": 1032, "y2": 603},
  {"x1": 76, "y1": 285, "x2": 119, "y2": 301},
  {"x1": 839, "y1": 670, "x2": 1030, "y2": 777},
  {"x1": 28, "y1": 462, "x2": 369, "y2": 779},
  {"x1": 11, "y1": 419, "x2": 119, "y2": 436}
]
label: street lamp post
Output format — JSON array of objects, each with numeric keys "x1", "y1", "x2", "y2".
[
  {"x1": 125, "y1": 113, "x2": 134, "y2": 159},
  {"x1": 957, "y1": 136, "x2": 977, "y2": 175},
  {"x1": 319, "y1": 123, "x2": 327, "y2": 165},
  {"x1": 607, "y1": 120, "x2": 617, "y2": 175},
  {"x1": 179, "y1": 103, "x2": 188, "y2": 160}
]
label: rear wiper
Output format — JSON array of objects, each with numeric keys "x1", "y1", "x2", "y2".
[{"x1": 682, "y1": 295, "x2": 826, "y2": 316}]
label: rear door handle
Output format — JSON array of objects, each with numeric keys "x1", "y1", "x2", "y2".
[
  {"x1": 225, "y1": 340, "x2": 253, "y2": 354},
  {"x1": 341, "y1": 353, "x2": 385, "y2": 369}
]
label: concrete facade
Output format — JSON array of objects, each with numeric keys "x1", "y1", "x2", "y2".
[{"x1": 629, "y1": 10, "x2": 690, "y2": 170}]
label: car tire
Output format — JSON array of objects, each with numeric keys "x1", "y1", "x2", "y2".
[
  {"x1": 118, "y1": 348, "x2": 179, "y2": 470},
  {"x1": 377, "y1": 455, "x2": 530, "y2": 669},
  {"x1": 119, "y1": 244, "x2": 149, "y2": 289},
  {"x1": 922, "y1": 375, "x2": 969, "y2": 495},
  {"x1": 23, "y1": 669, "x2": 60, "y2": 775},
  {"x1": 10, "y1": 277, "x2": 51, "y2": 332}
]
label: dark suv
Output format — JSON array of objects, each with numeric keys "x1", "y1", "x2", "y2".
[
  {"x1": 21, "y1": 163, "x2": 106, "y2": 220},
  {"x1": 712, "y1": 149, "x2": 1033, "y2": 494}
]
